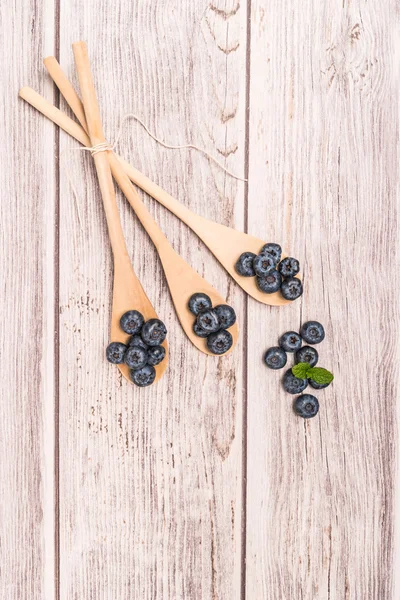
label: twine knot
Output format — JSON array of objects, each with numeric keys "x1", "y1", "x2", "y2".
[{"x1": 89, "y1": 141, "x2": 113, "y2": 156}]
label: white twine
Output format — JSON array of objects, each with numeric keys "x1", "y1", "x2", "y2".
[
  {"x1": 64, "y1": 114, "x2": 247, "y2": 230},
  {"x1": 63, "y1": 143, "x2": 114, "y2": 229},
  {"x1": 112, "y1": 114, "x2": 248, "y2": 183}
]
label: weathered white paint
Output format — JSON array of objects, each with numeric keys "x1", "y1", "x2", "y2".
[
  {"x1": 246, "y1": 0, "x2": 399, "y2": 598},
  {"x1": 0, "y1": 1, "x2": 57, "y2": 599},
  {"x1": 1, "y1": 0, "x2": 398, "y2": 598},
  {"x1": 57, "y1": 1, "x2": 246, "y2": 598}
]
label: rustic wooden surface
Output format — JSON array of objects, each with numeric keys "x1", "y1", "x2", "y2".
[{"x1": 1, "y1": 0, "x2": 399, "y2": 598}]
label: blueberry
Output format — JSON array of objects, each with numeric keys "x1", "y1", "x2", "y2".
[
  {"x1": 141, "y1": 319, "x2": 167, "y2": 346},
  {"x1": 282, "y1": 369, "x2": 308, "y2": 394},
  {"x1": 295, "y1": 346, "x2": 318, "y2": 367},
  {"x1": 147, "y1": 345, "x2": 166, "y2": 366},
  {"x1": 193, "y1": 321, "x2": 209, "y2": 338},
  {"x1": 214, "y1": 304, "x2": 236, "y2": 329},
  {"x1": 106, "y1": 342, "x2": 127, "y2": 364},
  {"x1": 130, "y1": 364, "x2": 156, "y2": 387},
  {"x1": 294, "y1": 394, "x2": 319, "y2": 418},
  {"x1": 235, "y1": 252, "x2": 256, "y2": 277},
  {"x1": 309, "y1": 379, "x2": 330, "y2": 390},
  {"x1": 253, "y1": 254, "x2": 276, "y2": 277},
  {"x1": 280, "y1": 277, "x2": 303, "y2": 301},
  {"x1": 207, "y1": 329, "x2": 233, "y2": 354},
  {"x1": 256, "y1": 270, "x2": 282, "y2": 293},
  {"x1": 129, "y1": 335, "x2": 148, "y2": 350},
  {"x1": 264, "y1": 347, "x2": 287, "y2": 369},
  {"x1": 260, "y1": 243, "x2": 282, "y2": 262},
  {"x1": 300, "y1": 321, "x2": 325, "y2": 344},
  {"x1": 278, "y1": 257, "x2": 300, "y2": 278},
  {"x1": 188, "y1": 292, "x2": 212, "y2": 316},
  {"x1": 196, "y1": 308, "x2": 220, "y2": 333},
  {"x1": 125, "y1": 345, "x2": 148, "y2": 370},
  {"x1": 120, "y1": 310, "x2": 144, "y2": 335},
  {"x1": 279, "y1": 331, "x2": 302, "y2": 353}
]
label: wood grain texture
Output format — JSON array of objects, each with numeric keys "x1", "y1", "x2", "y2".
[
  {"x1": 3, "y1": 0, "x2": 400, "y2": 598},
  {"x1": 57, "y1": 1, "x2": 246, "y2": 598},
  {"x1": 246, "y1": 0, "x2": 399, "y2": 598},
  {"x1": 0, "y1": 1, "x2": 57, "y2": 599}
]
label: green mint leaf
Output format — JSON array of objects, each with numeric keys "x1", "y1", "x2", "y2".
[
  {"x1": 307, "y1": 367, "x2": 334, "y2": 385},
  {"x1": 292, "y1": 362, "x2": 311, "y2": 379}
]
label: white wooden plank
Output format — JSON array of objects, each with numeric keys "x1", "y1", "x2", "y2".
[
  {"x1": 246, "y1": 0, "x2": 399, "y2": 598},
  {"x1": 0, "y1": 1, "x2": 57, "y2": 598},
  {"x1": 58, "y1": 1, "x2": 247, "y2": 598}
]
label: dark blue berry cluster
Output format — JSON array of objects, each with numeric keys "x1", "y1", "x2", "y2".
[
  {"x1": 264, "y1": 321, "x2": 330, "y2": 419},
  {"x1": 235, "y1": 243, "x2": 303, "y2": 301},
  {"x1": 189, "y1": 293, "x2": 236, "y2": 355},
  {"x1": 106, "y1": 310, "x2": 167, "y2": 387}
]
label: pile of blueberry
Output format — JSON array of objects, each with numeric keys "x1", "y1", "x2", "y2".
[
  {"x1": 235, "y1": 243, "x2": 303, "y2": 301},
  {"x1": 106, "y1": 310, "x2": 167, "y2": 387},
  {"x1": 264, "y1": 321, "x2": 333, "y2": 419},
  {"x1": 189, "y1": 293, "x2": 236, "y2": 355}
]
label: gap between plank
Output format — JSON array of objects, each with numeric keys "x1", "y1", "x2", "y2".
[
  {"x1": 241, "y1": 0, "x2": 252, "y2": 597},
  {"x1": 53, "y1": 2, "x2": 61, "y2": 597},
  {"x1": 42, "y1": 3, "x2": 61, "y2": 599}
]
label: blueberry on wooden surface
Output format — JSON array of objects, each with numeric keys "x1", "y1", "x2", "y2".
[
  {"x1": 264, "y1": 347, "x2": 287, "y2": 370},
  {"x1": 235, "y1": 252, "x2": 256, "y2": 277},
  {"x1": 196, "y1": 308, "x2": 220, "y2": 333},
  {"x1": 256, "y1": 270, "x2": 282, "y2": 293},
  {"x1": 295, "y1": 346, "x2": 319, "y2": 367},
  {"x1": 253, "y1": 254, "x2": 276, "y2": 277},
  {"x1": 214, "y1": 304, "x2": 236, "y2": 329},
  {"x1": 260, "y1": 243, "x2": 282, "y2": 263},
  {"x1": 278, "y1": 257, "x2": 300, "y2": 278},
  {"x1": 188, "y1": 292, "x2": 213, "y2": 316},
  {"x1": 300, "y1": 321, "x2": 325, "y2": 344},
  {"x1": 279, "y1": 331, "x2": 302, "y2": 353},
  {"x1": 125, "y1": 345, "x2": 148, "y2": 370},
  {"x1": 120, "y1": 310, "x2": 145, "y2": 335},
  {"x1": 280, "y1": 277, "x2": 303, "y2": 301},
  {"x1": 130, "y1": 364, "x2": 156, "y2": 387},
  {"x1": 147, "y1": 345, "x2": 166, "y2": 366},
  {"x1": 207, "y1": 329, "x2": 233, "y2": 354},
  {"x1": 193, "y1": 321, "x2": 209, "y2": 338},
  {"x1": 283, "y1": 369, "x2": 308, "y2": 394},
  {"x1": 106, "y1": 342, "x2": 127, "y2": 364},
  {"x1": 294, "y1": 394, "x2": 319, "y2": 418},
  {"x1": 141, "y1": 319, "x2": 167, "y2": 346}
]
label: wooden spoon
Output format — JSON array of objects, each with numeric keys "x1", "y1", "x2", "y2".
[
  {"x1": 42, "y1": 56, "x2": 296, "y2": 307},
  {"x1": 66, "y1": 44, "x2": 167, "y2": 384},
  {"x1": 40, "y1": 43, "x2": 238, "y2": 356}
]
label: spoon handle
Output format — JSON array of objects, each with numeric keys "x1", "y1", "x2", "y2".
[
  {"x1": 42, "y1": 57, "x2": 211, "y2": 236},
  {"x1": 72, "y1": 42, "x2": 129, "y2": 261},
  {"x1": 116, "y1": 157, "x2": 206, "y2": 233},
  {"x1": 44, "y1": 56, "x2": 88, "y2": 132},
  {"x1": 107, "y1": 153, "x2": 171, "y2": 251},
  {"x1": 42, "y1": 58, "x2": 180, "y2": 253}
]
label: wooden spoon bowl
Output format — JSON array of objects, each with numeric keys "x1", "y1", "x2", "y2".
[{"x1": 111, "y1": 265, "x2": 168, "y2": 383}]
